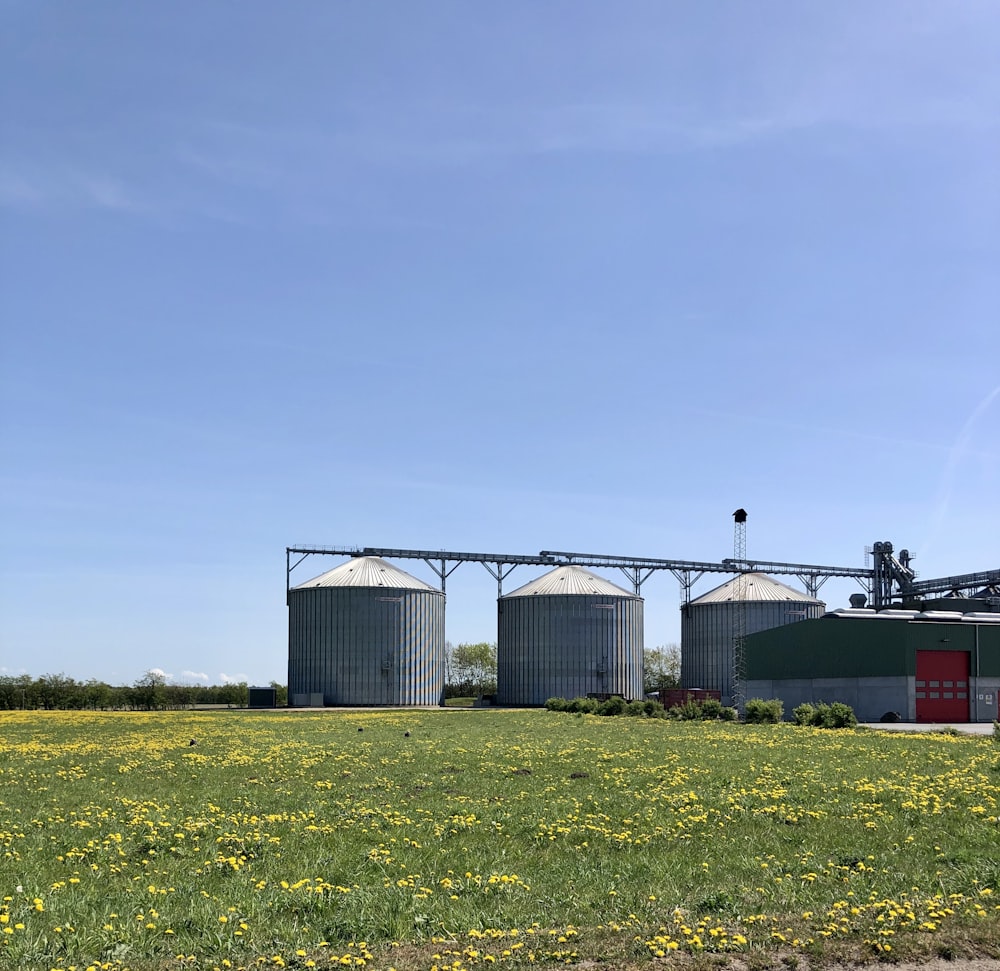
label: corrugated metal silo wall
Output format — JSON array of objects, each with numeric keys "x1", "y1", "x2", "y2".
[
  {"x1": 288, "y1": 586, "x2": 445, "y2": 705},
  {"x1": 496, "y1": 594, "x2": 644, "y2": 705},
  {"x1": 681, "y1": 600, "x2": 824, "y2": 699}
]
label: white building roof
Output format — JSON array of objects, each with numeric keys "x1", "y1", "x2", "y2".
[
  {"x1": 689, "y1": 572, "x2": 823, "y2": 606},
  {"x1": 825, "y1": 608, "x2": 1000, "y2": 624},
  {"x1": 293, "y1": 556, "x2": 438, "y2": 592},
  {"x1": 503, "y1": 565, "x2": 638, "y2": 599}
]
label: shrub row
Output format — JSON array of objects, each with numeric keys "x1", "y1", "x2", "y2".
[
  {"x1": 666, "y1": 697, "x2": 738, "y2": 721},
  {"x1": 545, "y1": 694, "x2": 858, "y2": 727},
  {"x1": 545, "y1": 696, "x2": 667, "y2": 717},
  {"x1": 744, "y1": 697, "x2": 784, "y2": 723},
  {"x1": 793, "y1": 700, "x2": 859, "y2": 728},
  {"x1": 742, "y1": 697, "x2": 859, "y2": 727},
  {"x1": 544, "y1": 696, "x2": 740, "y2": 721}
]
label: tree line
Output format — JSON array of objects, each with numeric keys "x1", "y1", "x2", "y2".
[
  {"x1": 0, "y1": 672, "x2": 287, "y2": 710},
  {"x1": 1, "y1": 644, "x2": 679, "y2": 709},
  {"x1": 442, "y1": 642, "x2": 680, "y2": 698}
]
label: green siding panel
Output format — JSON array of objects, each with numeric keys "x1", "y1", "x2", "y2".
[
  {"x1": 746, "y1": 619, "x2": 907, "y2": 679},
  {"x1": 975, "y1": 627, "x2": 1000, "y2": 677},
  {"x1": 746, "y1": 618, "x2": 1000, "y2": 680}
]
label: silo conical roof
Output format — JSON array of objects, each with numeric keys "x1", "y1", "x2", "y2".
[
  {"x1": 293, "y1": 556, "x2": 438, "y2": 591},
  {"x1": 502, "y1": 565, "x2": 638, "y2": 599},
  {"x1": 689, "y1": 572, "x2": 823, "y2": 605}
]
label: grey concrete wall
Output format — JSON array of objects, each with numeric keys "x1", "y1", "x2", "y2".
[
  {"x1": 745, "y1": 677, "x2": 908, "y2": 723},
  {"x1": 746, "y1": 674, "x2": 1000, "y2": 724}
]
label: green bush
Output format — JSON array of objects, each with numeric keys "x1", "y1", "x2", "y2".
[
  {"x1": 792, "y1": 700, "x2": 858, "y2": 729},
  {"x1": 666, "y1": 698, "x2": 737, "y2": 721},
  {"x1": 546, "y1": 696, "x2": 667, "y2": 719},
  {"x1": 668, "y1": 698, "x2": 704, "y2": 720},
  {"x1": 823, "y1": 701, "x2": 858, "y2": 728},
  {"x1": 744, "y1": 697, "x2": 784, "y2": 724},
  {"x1": 596, "y1": 696, "x2": 627, "y2": 717}
]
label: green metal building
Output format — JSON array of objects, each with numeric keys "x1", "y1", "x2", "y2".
[{"x1": 744, "y1": 609, "x2": 1000, "y2": 722}]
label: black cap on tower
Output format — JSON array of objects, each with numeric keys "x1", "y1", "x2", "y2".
[{"x1": 733, "y1": 508, "x2": 748, "y2": 524}]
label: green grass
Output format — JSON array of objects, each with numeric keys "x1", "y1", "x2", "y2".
[{"x1": 1, "y1": 709, "x2": 998, "y2": 971}]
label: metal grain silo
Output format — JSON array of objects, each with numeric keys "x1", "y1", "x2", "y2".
[
  {"x1": 497, "y1": 565, "x2": 644, "y2": 706},
  {"x1": 681, "y1": 572, "x2": 824, "y2": 703},
  {"x1": 288, "y1": 556, "x2": 444, "y2": 707}
]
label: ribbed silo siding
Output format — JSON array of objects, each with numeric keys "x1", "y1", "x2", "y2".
[
  {"x1": 287, "y1": 587, "x2": 444, "y2": 706},
  {"x1": 397, "y1": 591, "x2": 445, "y2": 706},
  {"x1": 497, "y1": 595, "x2": 644, "y2": 706},
  {"x1": 681, "y1": 600, "x2": 825, "y2": 698}
]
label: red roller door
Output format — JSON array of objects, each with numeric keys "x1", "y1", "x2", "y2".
[{"x1": 915, "y1": 650, "x2": 970, "y2": 722}]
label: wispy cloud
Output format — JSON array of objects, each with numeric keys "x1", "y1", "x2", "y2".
[
  {"x1": 0, "y1": 169, "x2": 46, "y2": 207},
  {"x1": 175, "y1": 105, "x2": 803, "y2": 180},
  {"x1": 919, "y1": 384, "x2": 1000, "y2": 560},
  {"x1": 167, "y1": 71, "x2": 998, "y2": 202},
  {"x1": 76, "y1": 174, "x2": 147, "y2": 213},
  {"x1": 180, "y1": 670, "x2": 209, "y2": 683},
  {"x1": 220, "y1": 672, "x2": 248, "y2": 684},
  {"x1": 6, "y1": 2, "x2": 995, "y2": 228},
  {"x1": 692, "y1": 407, "x2": 998, "y2": 462},
  {"x1": 0, "y1": 164, "x2": 150, "y2": 215}
]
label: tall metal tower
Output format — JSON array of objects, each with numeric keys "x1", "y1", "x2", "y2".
[{"x1": 731, "y1": 508, "x2": 748, "y2": 710}]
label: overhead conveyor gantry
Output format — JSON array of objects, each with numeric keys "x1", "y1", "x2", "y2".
[
  {"x1": 904, "y1": 569, "x2": 1000, "y2": 598},
  {"x1": 287, "y1": 542, "x2": 999, "y2": 609},
  {"x1": 286, "y1": 545, "x2": 561, "y2": 602},
  {"x1": 285, "y1": 544, "x2": 876, "y2": 606}
]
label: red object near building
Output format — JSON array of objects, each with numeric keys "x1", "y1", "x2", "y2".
[
  {"x1": 660, "y1": 688, "x2": 722, "y2": 709},
  {"x1": 915, "y1": 650, "x2": 970, "y2": 722}
]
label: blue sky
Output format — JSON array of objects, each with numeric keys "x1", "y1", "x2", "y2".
[{"x1": 1, "y1": 2, "x2": 997, "y2": 687}]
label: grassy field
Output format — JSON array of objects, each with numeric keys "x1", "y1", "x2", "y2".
[{"x1": 1, "y1": 709, "x2": 998, "y2": 971}]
